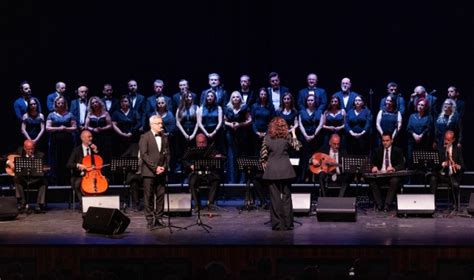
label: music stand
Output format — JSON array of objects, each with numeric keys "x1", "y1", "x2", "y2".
[
  {"x1": 110, "y1": 157, "x2": 139, "y2": 210},
  {"x1": 412, "y1": 150, "x2": 439, "y2": 189},
  {"x1": 342, "y1": 155, "x2": 371, "y2": 214},
  {"x1": 183, "y1": 148, "x2": 224, "y2": 232},
  {"x1": 236, "y1": 156, "x2": 263, "y2": 213},
  {"x1": 14, "y1": 157, "x2": 44, "y2": 213}
]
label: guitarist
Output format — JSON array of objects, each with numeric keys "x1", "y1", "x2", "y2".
[
  {"x1": 67, "y1": 129, "x2": 99, "y2": 209},
  {"x1": 6, "y1": 140, "x2": 48, "y2": 213},
  {"x1": 311, "y1": 134, "x2": 348, "y2": 197}
]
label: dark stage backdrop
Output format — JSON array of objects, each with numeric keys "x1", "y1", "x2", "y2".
[{"x1": 2, "y1": 1, "x2": 472, "y2": 167}]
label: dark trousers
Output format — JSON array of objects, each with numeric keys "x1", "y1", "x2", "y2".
[
  {"x1": 14, "y1": 176, "x2": 47, "y2": 205},
  {"x1": 318, "y1": 172, "x2": 348, "y2": 197},
  {"x1": 70, "y1": 176, "x2": 83, "y2": 203},
  {"x1": 429, "y1": 173, "x2": 462, "y2": 210},
  {"x1": 268, "y1": 179, "x2": 294, "y2": 230},
  {"x1": 188, "y1": 172, "x2": 219, "y2": 207},
  {"x1": 368, "y1": 176, "x2": 402, "y2": 209},
  {"x1": 143, "y1": 175, "x2": 166, "y2": 223}
]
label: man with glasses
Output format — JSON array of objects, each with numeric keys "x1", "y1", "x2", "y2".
[{"x1": 139, "y1": 115, "x2": 170, "y2": 230}]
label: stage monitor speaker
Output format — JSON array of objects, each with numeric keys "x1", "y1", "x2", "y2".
[
  {"x1": 82, "y1": 206, "x2": 130, "y2": 235},
  {"x1": 316, "y1": 197, "x2": 356, "y2": 222},
  {"x1": 164, "y1": 193, "x2": 191, "y2": 215},
  {"x1": 396, "y1": 194, "x2": 435, "y2": 215},
  {"x1": 82, "y1": 195, "x2": 120, "y2": 213},
  {"x1": 291, "y1": 193, "x2": 311, "y2": 214},
  {"x1": 0, "y1": 197, "x2": 19, "y2": 220},
  {"x1": 466, "y1": 193, "x2": 474, "y2": 215}
]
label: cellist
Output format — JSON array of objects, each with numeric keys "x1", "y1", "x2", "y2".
[
  {"x1": 67, "y1": 129, "x2": 100, "y2": 209},
  {"x1": 310, "y1": 134, "x2": 348, "y2": 197}
]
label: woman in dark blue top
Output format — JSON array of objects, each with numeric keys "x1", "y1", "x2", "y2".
[
  {"x1": 322, "y1": 95, "x2": 346, "y2": 150},
  {"x1": 376, "y1": 94, "x2": 402, "y2": 146},
  {"x1": 406, "y1": 98, "x2": 432, "y2": 168},
  {"x1": 275, "y1": 92, "x2": 299, "y2": 136},
  {"x1": 176, "y1": 91, "x2": 199, "y2": 169},
  {"x1": 224, "y1": 91, "x2": 252, "y2": 183},
  {"x1": 298, "y1": 94, "x2": 323, "y2": 182},
  {"x1": 251, "y1": 88, "x2": 275, "y2": 156},
  {"x1": 21, "y1": 98, "x2": 46, "y2": 150},
  {"x1": 345, "y1": 95, "x2": 371, "y2": 155},
  {"x1": 112, "y1": 95, "x2": 142, "y2": 156},
  {"x1": 434, "y1": 98, "x2": 462, "y2": 149},
  {"x1": 197, "y1": 90, "x2": 224, "y2": 154},
  {"x1": 46, "y1": 96, "x2": 77, "y2": 185}
]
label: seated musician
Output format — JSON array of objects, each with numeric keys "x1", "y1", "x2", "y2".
[
  {"x1": 311, "y1": 134, "x2": 349, "y2": 197},
  {"x1": 184, "y1": 133, "x2": 223, "y2": 212},
  {"x1": 6, "y1": 140, "x2": 47, "y2": 213},
  {"x1": 429, "y1": 130, "x2": 464, "y2": 210},
  {"x1": 368, "y1": 132, "x2": 405, "y2": 212},
  {"x1": 121, "y1": 143, "x2": 142, "y2": 211},
  {"x1": 66, "y1": 129, "x2": 99, "y2": 209}
]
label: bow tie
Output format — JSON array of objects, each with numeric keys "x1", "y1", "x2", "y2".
[
  {"x1": 80, "y1": 99, "x2": 86, "y2": 104},
  {"x1": 155, "y1": 133, "x2": 161, "y2": 137}
]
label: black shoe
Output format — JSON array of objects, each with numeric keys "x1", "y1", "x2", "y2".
[
  {"x1": 35, "y1": 204, "x2": 46, "y2": 213},
  {"x1": 375, "y1": 205, "x2": 383, "y2": 212},
  {"x1": 383, "y1": 205, "x2": 390, "y2": 212},
  {"x1": 154, "y1": 217, "x2": 166, "y2": 227}
]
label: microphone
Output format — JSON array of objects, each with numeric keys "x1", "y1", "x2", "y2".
[
  {"x1": 369, "y1": 89, "x2": 374, "y2": 95},
  {"x1": 429, "y1": 89, "x2": 437, "y2": 96}
]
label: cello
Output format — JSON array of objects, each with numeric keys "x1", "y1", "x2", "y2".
[
  {"x1": 81, "y1": 148, "x2": 109, "y2": 195},
  {"x1": 309, "y1": 152, "x2": 340, "y2": 174}
]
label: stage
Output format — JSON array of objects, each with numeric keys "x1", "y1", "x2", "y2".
[{"x1": 1, "y1": 198, "x2": 474, "y2": 279}]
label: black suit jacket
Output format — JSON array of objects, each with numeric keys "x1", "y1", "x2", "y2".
[
  {"x1": 102, "y1": 97, "x2": 119, "y2": 114},
  {"x1": 67, "y1": 145, "x2": 88, "y2": 177},
  {"x1": 437, "y1": 145, "x2": 465, "y2": 175},
  {"x1": 371, "y1": 146, "x2": 405, "y2": 171},
  {"x1": 138, "y1": 131, "x2": 170, "y2": 177}
]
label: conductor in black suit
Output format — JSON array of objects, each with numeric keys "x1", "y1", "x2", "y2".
[
  {"x1": 368, "y1": 132, "x2": 405, "y2": 211},
  {"x1": 67, "y1": 129, "x2": 99, "y2": 207},
  {"x1": 260, "y1": 117, "x2": 302, "y2": 231},
  {"x1": 139, "y1": 115, "x2": 170, "y2": 229}
]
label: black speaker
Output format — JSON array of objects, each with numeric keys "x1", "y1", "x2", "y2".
[
  {"x1": 316, "y1": 197, "x2": 356, "y2": 222},
  {"x1": 82, "y1": 207, "x2": 130, "y2": 235},
  {"x1": 0, "y1": 197, "x2": 19, "y2": 220},
  {"x1": 467, "y1": 193, "x2": 474, "y2": 215}
]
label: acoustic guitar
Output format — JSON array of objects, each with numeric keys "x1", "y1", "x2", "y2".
[{"x1": 309, "y1": 152, "x2": 341, "y2": 174}]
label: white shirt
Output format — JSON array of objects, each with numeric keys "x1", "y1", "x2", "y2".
[
  {"x1": 271, "y1": 88, "x2": 280, "y2": 110},
  {"x1": 79, "y1": 101, "x2": 87, "y2": 125},
  {"x1": 381, "y1": 146, "x2": 392, "y2": 172},
  {"x1": 152, "y1": 130, "x2": 162, "y2": 152},
  {"x1": 82, "y1": 144, "x2": 90, "y2": 156}
]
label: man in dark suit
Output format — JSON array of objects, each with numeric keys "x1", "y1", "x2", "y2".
[
  {"x1": 297, "y1": 73, "x2": 327, "y2": 111},
  {"x1": 368, "y1": 132, "x2": 405, "y2": 211},
  {"x1": 69, "y1": 85, "x2": 89, "y2": 132},
  {"x1": 313, "y1": 134, "x2": 349, "y2": 197},
  {"x1": 101, "y1": 83, "x2": 119, "y2": 115},
  {"x1": 333, "y1": 77, "x2": 360, "y2": 112},
  {"x1": 429, "y1": 130, "x2": 464, "y2": 210},
  {"x1": 239, "y1": 74, "x2": 257, "y2": 108},
  {"x1": 66, "y1": 129, "x2": 99, "y2": 208},
  {"x1": 127, "y1": 80, "x2": 146, "y2": 131},
  {"x1": 267, "y1": 72, "x2": 290, "y2": 110},
  {"x1": 7, "y1": 140, "x2": 47, "y2": 212},
  {"x1": 171, "y1": 79, "x2": 198, "y2": 114},
  {"x1": 46, "y1": 81, "x2": 67, "y2": 112},
  {"x1": 139, "y1": 115, "x2": 170, "y2": 230},
  {"x1": 14, "y1": 81, "x2": 42, "y2": 121},
  {"x1": 184, "y1": 133, "x2": 223, "y2": 212},
  {"x1": 200, "y1": 73, "x2": 228, "y2": 107},
  {"x1": 145, "y1": 79, "x2": 172, "y2": 116}
]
